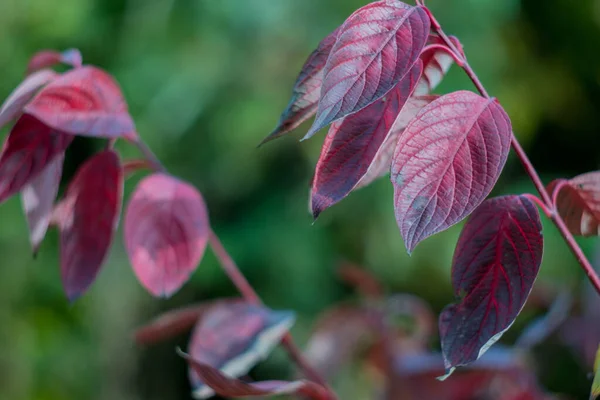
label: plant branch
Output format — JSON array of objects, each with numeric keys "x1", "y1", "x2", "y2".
[
  {"x1": 427, "y1": 9, "x2": 600, "y2": 296},
  {"x1": 129, "y1": 138, "x2": 167, "y2": 173},
  {"x1": 208, "y1": 230, "x2": 335, "y2": 396}
]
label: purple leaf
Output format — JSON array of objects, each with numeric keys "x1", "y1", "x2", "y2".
[
  {"x1": 26, "y1": 48, "x2": 83, "y2": 75},
  {"x1": 391, "y1": 90, "x2": 512, "y2": 253},
  {"x1": 439, "y1": 195, "x2": 543, "y2": 378},
  {"x1": 55, "y1": 150, "x2": 123, "y2": 301},
  {"x1": 0, "y1": 69, "x2": 58, "y2": 130},
  {"x1": 304, "y1": 1, "x2": 430, "y2": 139},
  {"x1": 310, "y1": 61, "x2": 422, "y2": 217},
  {"x1": 186, "y1": 302, "x2": 295, "y2": 399},
  {"x1": 124, "y1": 173, "x2": 210, "y2": 298},
  {"x1": 20, "y1": 153, "x2": 65, "y2": 255},
  {"x1": 414, "y1": 35, "x2": 464, "y2": 96}
]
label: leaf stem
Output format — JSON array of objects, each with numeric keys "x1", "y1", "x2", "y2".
[
  {"x1": 428, "y1": 9, "x2": 600, "y2": 296},
  {"x1": 208, "y1": 230, "x2": 335, "y2": 397},
  {"x1": 129, "y1": 138, "x2": 167, "y2": 173}
]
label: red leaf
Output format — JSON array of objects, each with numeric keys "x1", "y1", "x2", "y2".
[
  {"x1": 548, "y1": 172, "x2": 600, "y2": 236},
  {"x1": 261, "y1": 26, "x2": 340, "y2": 145},
  {"x1": 310, "y1": 61, "x2": 422, "y2": 217},
  {"x1": 355, "y1": 95, "x2": 438, "y2": 190},
  {"x1": 414, "y1": 35, "x2": 464, "y2": 96},
  {"x1": 392, "y1": 91, "x2": 512, "y2": 253},
  {"x1": 55, "y1": 150, "x2": 123, "y2": 301},
  {"x1": 20, "y1": 153, "x2": 65, "y2": 255},
  {"x1": 0, "y1": 69, "x2": 58, "y2": 130},
  {"x1": 124, "y1": 173, "x2": 210, "y2": 298},
  {"x1": 0, "y1": 114, "x2": 73, "y2": 204},
  {"x1": 24, "y1": 66, "x2": 136, "y2": 138},
  {"x1": 26, "y1": 48, "x2": 83, "y2": 75},
  {"x1": 179, "y1": 350, "x2": 330, "y2": 400},
  {"x1": 186, "y1": 302, "x2": 295, "y2": 398},
  {"x1": 439, "y1": 195, "x2": 543, "y2": 377},
  {"x1": 305, "y1": 1, "x2": 430, "y2": 139}
]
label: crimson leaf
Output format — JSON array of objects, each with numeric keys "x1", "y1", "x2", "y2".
[
  {"x1": 55, "y1": 150, "x2": 123, "y2": 301},
  {"x1": 26, "y1": 48, "x2": 82, "y2": 75},
  {"x1": 548, "y1": 172, "x2": 600, "y2": 236},
  {"x1": 0, "y1": 114, "x2": 73, "y2": 204},
  {"x1": 24, "y1": 66, "x2": 136, "y2": 138},
  {"x1": 439, "y1": 195, "x2": 543, "y2": 378},
  {"x1": 311, "y1": 61, "x2": 422, "y2": 217},
  {"x1": 20, "y1": 153, "x2": 65, "y2": 255},
  {"x1": 124, "y1": 173, "x2": 210, "y2": 298},
  {"x1": 392, "y1": 90, "x2": 512, "y2": 253},
  {"x1": 414, "y1": 35, "x2": 464, "y2": 96},
  {"x1": 261, "y1": 26, "x2": 340, "y2": 145},
  {"x1": 0, "y1": 69, "x2": 58, "y2": 130},
  {"x1": 304, "y1": 1, "x2": 430, "y2": 139},
  {"x1": 186, "y1": 302, "x2": 295, "y2": 399}
]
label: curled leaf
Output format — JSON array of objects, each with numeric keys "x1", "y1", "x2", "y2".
[
  {"x1": 549, "y1": 172, "x2": 600, "y2": 236},
  {"x1": 26, "y1": 48, "x2": 83, "y2": 75},
  {"x1": 414, "y1": 35, "x2": 464, "y2": 96},
  {"x1": 124, "y1": 173, "x2": 210, "y2": 298}
]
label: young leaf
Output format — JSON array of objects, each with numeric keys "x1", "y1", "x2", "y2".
[
  {"x1": 304, "y1": 1, "x2": 430, "y2": 139},
  {"x1": 55, "y1": 150, "x2": 123, "y2": 301},
  {"x1": 0, "y1": 114, "x2": 73, "y2": 204},
  {"x1": 20, "y1": 153, "x2": 65, "y2": 255},
  {"x1": 355, "y1": 95, "x2": 438, "y2": 190},
  {"x1": 311, "y1": 61, "x2": 422, "y2": 217},
  {"x1": 548, "y1": 172, "x2": 600, "y2": 236},
  {"x1": 413, "y1": 35, "x2": 464, "y2": 96},
  {"x1": 24, "y1": 66, "x2": 136, "y2": 138},
  {"x1": 26, "y1": 48, "x2": 83, "y2": 75},
  {"x1": 178, "y1": 350, "x2": 330, "y2": 400},
  {"x1": 261, "y1": 26, "x2": 340, "y2": 144},
  {"x1": 124, "y1": 173, "x2": 210, "y2": 298},
  {"x1": 439, "y1": 195, "x2": 543, "y2": 378},
  {"x1": 392, "y1": 91, "x2": 512, "y2": 253},
  {"x1": 186, "y1": 302, "x2": 295, "y2": 399},
  {"x1": 0, "y1": 69, "x2": 58, "y2": 130}
]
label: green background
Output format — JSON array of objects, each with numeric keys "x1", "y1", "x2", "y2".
[{"x1": 0, "y1": 0, "x2": 599, "y2": 399}]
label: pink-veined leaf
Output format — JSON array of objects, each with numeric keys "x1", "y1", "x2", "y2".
[
  {"x1": 439, "y1": 195, "x2": 543, "y2": 378},
  {"x1": 178, "y1": 350, "x2": 330, "y2": 400},
  {"x1": 548, "y1": 172, "x2": 600, "y2": 236},
  {"x1": 391, "y1": 90, "x2": 512, "y2": 253},
  {"x1": 0, "y1": 114, "x2": 73, "y2": 204},
  {"x1": 354, "y1": 94, "x2": 438, "y2": 190},
  {"x1": 260, "y1": 26, "x2": 340, "y2": 145},
  {"x1": 55, "y1": 150, "x2": 123, "y2": 301},
  {"x1": 186, "y1": 302, "x2": 295, "y2": 399},
  {"x1": 24, "y1": 66, "x2": 136, "y2": 138},
  {"x1": 413, "y1": 35, "x2": 464, "y2": 96},
  {"x1": 304, "y1": 1, "x2": 430, "y2": 139},
  {"x1": 124, "y1": 173, "x2": 210, "y2": 298},
  {"x1": 310, "y1": 61, "x2": 422, "y2": 217},
  {"x1": 0, "y1": 69, "x2": 58, "y2": 130},
  {"x1": 20, "y1": 153, "x2": 65, "y2": 255},
  {"x1": 26, "y1": 48, "x2": 83, "y2": 75}
]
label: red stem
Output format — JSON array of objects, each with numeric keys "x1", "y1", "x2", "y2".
[
  {"x1": 128, "y1": 138, "x2": 167, "y2": 173},
  {"x1": 208, "y1": 230, "x2": 335, "y2": 397},
  {"x1": 428, "y1": 10, "x2": 600, "y2": 296}
]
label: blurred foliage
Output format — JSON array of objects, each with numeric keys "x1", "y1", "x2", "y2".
[{"x1": 1, "y1": 0, "x2": 600, "y2": 399}]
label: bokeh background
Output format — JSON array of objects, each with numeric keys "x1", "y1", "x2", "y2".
[{"x1": 1, "y1": 0, "x2": 600, "y2": 399}]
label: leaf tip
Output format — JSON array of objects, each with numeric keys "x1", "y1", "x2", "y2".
[{"x1": 436, "y1": 367, "x2": 455, "y2": 381}]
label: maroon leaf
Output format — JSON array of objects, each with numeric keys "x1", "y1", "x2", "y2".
[
  {"x1": 55, "y1": 150, "x2": 123, "y2": 301},
  {"x1": 304, "y1": 1, "x2": 430, "y2": 139},
  {"x1": 20, "y1": 153, "x2": 65, "y2": 255},
  {"x1": 0, "y1": 114, "x2": 73, "y2": 204},
  {"x1": 414, "y1": 35, "x2": 464, "y2": 96},
  {"x1": 310, "y1": 61, "x2": 422, "y2": 217},
  {"x1": 548, "y1": 172, "x2": 600, "y2": 236},
  {"x1": 355, "y1": 95, "x2": 438, "y2": 190},
  {"x1": 26, "y1": 48, "x2": 83, "y2": 75},
  {"x1": 392, "y1": 91, "x2": 512, "y2": 253},
  {"x1": 24, "y1": 66, "x2": 136, "y2": 138},
  {"x1": 186, "y1": 302, "x2": 295, "y2": 398},
  {"x1": 179, "y1": 350, "x2": 330, "y2": 400},
  {"x1": 124, "y1": 173, "x2": 210, "y2": 298},
  {"x1": 439, "y1": 195, "x2": 543, "y2": 378},
  {"x1": 0, "y1": 69, "x2": 58, "y2": 130},
  {"x1": 261, "y1": 26, "x2": 340, "y2": 145}
]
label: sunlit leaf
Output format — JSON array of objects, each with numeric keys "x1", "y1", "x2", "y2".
[{"x1": 549, "y1": 172, "x2": 600, "y2": 236}]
